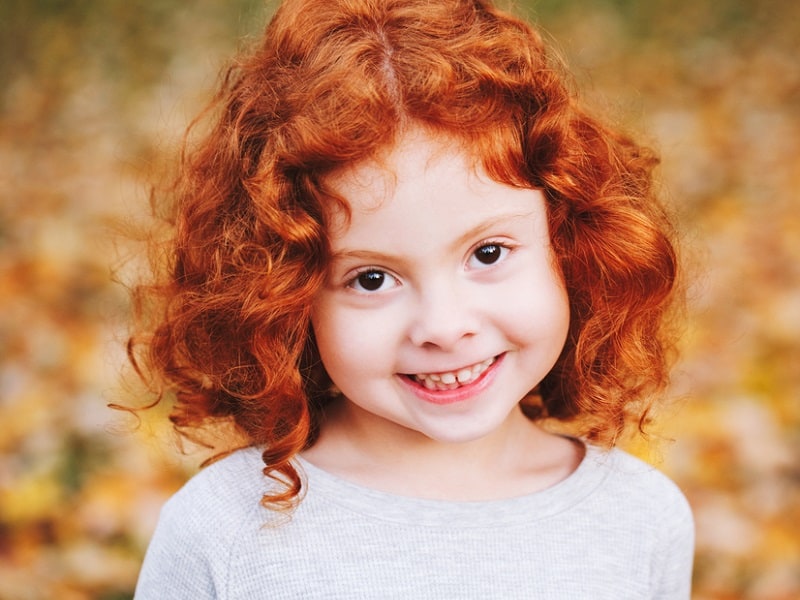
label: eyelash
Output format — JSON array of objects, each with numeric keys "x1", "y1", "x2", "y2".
[
  {"x1": 467, "y1": 240, "x2": 512, "y2": 269},
  {"x1": 346, "y1": 268, "x2": 399, "y2": 293}
]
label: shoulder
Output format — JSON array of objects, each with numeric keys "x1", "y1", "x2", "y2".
[
  {"x1": 548, "y1": 446, "x2": 694, "y2": 597},
  {"x1": 135, "y1": 447, "x2": 272, "y2": 599},
  {"x1": 148, "y1": 446, "x2": 272, "y2": 547},
  {"x1": 586, "y1": 447, "x2": 690, "y2": 504},
  {"x1": 583, "y1": 446, "x2": 694, "y2": 536},
  {"x1": 599, "y1": 448, "x2": 690, "y2": 504},
  {"x1": 159, "y1": 446, "x2": 270, "y2": 533}
]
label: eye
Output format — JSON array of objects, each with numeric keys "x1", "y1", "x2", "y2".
[
  {"x1": 348, "y1": 269, "x2": 399, "y2": 293},
  {"x1": 468, "y1": 243, "x2": 509, "y2": 268}
]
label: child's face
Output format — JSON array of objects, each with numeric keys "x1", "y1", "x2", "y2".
[{"x1": 311, "y1": 129, "x2": 570, "y2": 446}]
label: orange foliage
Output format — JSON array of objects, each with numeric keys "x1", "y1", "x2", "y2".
[{"x1": 0, "y1": 0, "x2": 797, "y2": 598}]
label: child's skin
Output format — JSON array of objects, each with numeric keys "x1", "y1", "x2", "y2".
[{"x1": 303, "y1": 127, "x2": 583, "y2": 500}]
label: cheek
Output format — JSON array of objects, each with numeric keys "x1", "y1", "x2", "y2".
[
  {"x1": 499, "y1": 271, "x2": 570, "y2": 347},
  {"x1": 311, "y1": 304, "x2": 347, "y2": 369},
  {"x1": 311, "y1": 301, "x2": 395, "y2": 380},
  {"x1": 311, "y1": 319, "x2": 350, "y2": 387}
]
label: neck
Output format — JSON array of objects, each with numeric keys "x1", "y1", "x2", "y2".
[{"x1": 302, "y1": 399, "x2": 583, "y2": 501}]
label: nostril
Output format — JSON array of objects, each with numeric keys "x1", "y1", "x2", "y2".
[{"x1": 408, "y1": 310, "x2": 480, "y2": 349}]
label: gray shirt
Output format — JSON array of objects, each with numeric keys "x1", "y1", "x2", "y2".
[{"x1": 135, "y1": 444, "x2": 694, "y2": 599}]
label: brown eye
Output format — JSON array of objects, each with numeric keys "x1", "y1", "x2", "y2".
[
  {"x1": 473, "y1": 244, "x2": 503, "y2": 265},
  {"x1": 348, "y1": 269, "x2": 399, "y2": 293},
  {"x1": 356, "y1": 271, "x2": 385, "y2": 291}
]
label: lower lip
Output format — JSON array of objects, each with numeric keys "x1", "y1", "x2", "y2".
[{"x1": 398, "y1": 354, "x2": 504, "y2": 406}]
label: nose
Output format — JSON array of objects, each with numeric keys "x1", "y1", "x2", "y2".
[{"x1": 407, "y1": 280, "x2": 480, "y2": 350}]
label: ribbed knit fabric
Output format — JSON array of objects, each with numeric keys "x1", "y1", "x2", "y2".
[{"x1": 134, "y1": 444, "x2": 694, "y2": 599}]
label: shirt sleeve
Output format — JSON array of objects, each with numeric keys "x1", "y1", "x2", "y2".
[
  {"x1": 651, "y1": 490, "x2": 695, "y2": 599},
  {"x1": 134, "y1": 494, "x2": 219, "y2": 600}
]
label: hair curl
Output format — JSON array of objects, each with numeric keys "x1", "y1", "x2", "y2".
[{"x1": 128, "y1": 0, "x2": 681, "y2": 510}]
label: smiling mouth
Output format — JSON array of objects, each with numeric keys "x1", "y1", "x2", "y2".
[{"x1": 405, "y1": 357, "x2": 497, "y2": 391}]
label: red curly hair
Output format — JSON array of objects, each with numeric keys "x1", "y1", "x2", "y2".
[{"x1": 128, "y1": 0, "x2": 680, "y2": 509}]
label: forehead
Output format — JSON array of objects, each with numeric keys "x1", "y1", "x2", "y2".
[
  {"x1": 324, "y1": 129, "x2": 486, "y2": 219},
  {"x1": 321, "y1": 128, "x2": 544, "y2": 248}
]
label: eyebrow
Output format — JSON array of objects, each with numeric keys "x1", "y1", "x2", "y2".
[{"x1": 330, "y1": 211, "x2": 536, "y2": 262}]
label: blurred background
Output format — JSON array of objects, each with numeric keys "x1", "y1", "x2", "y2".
[{"x1": 0, "y1": 0, "x2": 797, "y2": 598}]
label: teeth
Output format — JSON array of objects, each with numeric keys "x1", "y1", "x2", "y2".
[{"x1": 412, "y1": 357, "x2": 495, "y2": 391}]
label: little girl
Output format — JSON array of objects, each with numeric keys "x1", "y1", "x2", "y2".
[{"x1": 130, "y1": 0, "x2": 694, "y2": 597}]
